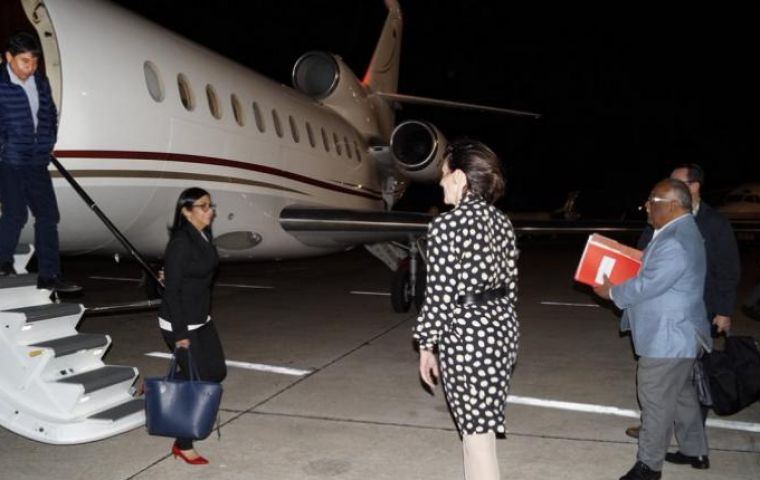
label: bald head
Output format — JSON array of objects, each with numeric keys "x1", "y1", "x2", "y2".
[{"x1": 646, "y1": 179, "x2": 692, "y2": 229}]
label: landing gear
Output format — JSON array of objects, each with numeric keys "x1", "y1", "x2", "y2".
[
  {"x1": 391, "y1": 266, "x2": 412, "y2": 313},
  {"x1": 390, "y1": 239, "x2": 426, "y2": 313}
]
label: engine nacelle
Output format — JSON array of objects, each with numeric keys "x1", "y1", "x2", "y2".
[
  {"x1": 390, "y1": 121, "x2": 447, "y2": 182},
  {"x1": 293, "y1": 51, "x2": 388, "y2": 140}
]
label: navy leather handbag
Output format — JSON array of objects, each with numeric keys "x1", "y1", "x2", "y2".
[{"x1": 144, "y1": 349, "x2": 223, "y2": 440}]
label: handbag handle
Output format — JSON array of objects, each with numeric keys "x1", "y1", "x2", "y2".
[{"x1": 166, "y1": 347, "x2": 202, "y2": 382}]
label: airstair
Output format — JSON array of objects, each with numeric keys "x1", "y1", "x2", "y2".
[{"x1": 0, "y1": 245, "x2": 145, "y2": 444}]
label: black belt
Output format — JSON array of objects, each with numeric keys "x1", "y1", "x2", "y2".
[{"x1": 455, "y1": 286, "x2": 507, "y2": 306}]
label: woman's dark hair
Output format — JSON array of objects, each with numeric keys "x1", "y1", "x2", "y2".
[
  {"x1": 171, "y1": 187, "x2": 212, "y2": 234},
  {"x1": 444, "y1": 140, "x2": 506, "y2": 204}
]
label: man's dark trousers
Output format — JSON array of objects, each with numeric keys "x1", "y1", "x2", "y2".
[{"x1": 0, "y1": 163, "x2": 60, "y2": 277}]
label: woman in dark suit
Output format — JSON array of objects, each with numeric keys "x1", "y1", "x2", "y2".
[
  {"x1": 414, "y1": 141, "x2": 519, "y2": 480},
  {"x1": 158, "y1": 187, "x2": 227, "y2": 465}
]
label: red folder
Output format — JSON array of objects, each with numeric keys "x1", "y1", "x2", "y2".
[{"x1": 574, "y1": 234, "x2": 642, "y2": 287}]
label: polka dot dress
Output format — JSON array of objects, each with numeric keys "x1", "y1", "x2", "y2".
[{"x1": 414, "y1": 193, "x2": 519, "y2": 435}]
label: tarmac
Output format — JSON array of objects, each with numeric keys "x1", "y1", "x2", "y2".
[{"x1": 1, "y1": 239, "x2": 758, "y2": 479}]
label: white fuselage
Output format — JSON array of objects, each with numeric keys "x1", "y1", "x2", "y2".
[{"x1": 19, "y1": 0, "x2": 387, "y2": 260}]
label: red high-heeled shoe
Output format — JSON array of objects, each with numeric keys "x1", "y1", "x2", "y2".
[{"x1": 171, "y1": 443, "x2": 209, "y2": 465}]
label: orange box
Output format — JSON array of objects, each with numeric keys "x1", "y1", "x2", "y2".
[{"x1": 574, "y1": 234, "x2": 642, "y2": 287}]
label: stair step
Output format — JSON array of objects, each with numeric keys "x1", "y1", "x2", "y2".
[
  {"x1": 5, "y1": 303, "x2": 83, "y2": 322},
  {"x1": 0, "y1": 274, "x2": 37, "y2": 290},
  {"x1": 31, "y1": 333, "x2": 109, "y2": 357},
  {"x1": 89, "y1": 398, "x2": 144, "y2": 421},
  {"x1": 57, "y1": 366, "x2": 136, "y2": 393},
  {"x1": 14, "y1": 245, "x2": 32, "y2": 255}
]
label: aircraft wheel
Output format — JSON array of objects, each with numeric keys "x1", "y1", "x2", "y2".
[{"x1": 391, "y1": 265, "x2": 412, "y2": 313}]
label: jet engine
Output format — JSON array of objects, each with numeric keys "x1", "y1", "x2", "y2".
[
  {"x1": 293, "y1": 51, "x2": 386, "y2": 139},
  {"x1": 390, "y1": 121, "x2": 447, "y2": 182}
]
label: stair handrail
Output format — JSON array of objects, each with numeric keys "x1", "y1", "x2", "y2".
[{"x1": 50, "y1": 154, "x2": 164, "y2": 289}]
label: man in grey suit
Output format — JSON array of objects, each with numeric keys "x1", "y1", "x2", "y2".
[{"x1": 595, "y1": 178, "x2": 710, "y2": 480}]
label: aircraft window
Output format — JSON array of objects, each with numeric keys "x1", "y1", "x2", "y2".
[
  {"x1": 206, "y1": 84, "x2": 221, "y2": 119},
  {"x1": 305, "y1": 122, "x2": 316, "y2": 148},
  {"x1": 288, "y1": 115, "x2": 300, "y2": 143},
  {"x1": 333, "y1": 132, "x2": 342, "y2": 156},
  {"x1": 272, "y1": 109, "x2": 283, "y2": 138},
  {"x1": 252, "y1": 102, "x2": 265, "y2": 132},
  {"x1": 143, "y1": 61, "x2": 164, "y2": 102},
  {"x1": 177, "y1": 73, "x2": 194, "y2": 111},
  {"x1": 344, "y1": 136, "x2": 352, "y2": 158},
  {"x1": 354, "y1": 141, "x2": 362, "y2": 162},
  {"x1": 321, "y1": 127, "x2": 330, "y2": 152},
  {"x1": 231, "y1": 94, "x2": 244, "y2": 126}
]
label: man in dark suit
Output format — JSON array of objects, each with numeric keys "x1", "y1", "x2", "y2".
[
  {"x1": 595, "y1": 179, "x2": 710, "y2": 480},
  {"x1": 626, "y1": 164, "x2": 741, "y2": 467}
]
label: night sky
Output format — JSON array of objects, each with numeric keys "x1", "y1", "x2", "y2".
[{"x1": 11, "y1": 1, "x2": 760, "y2": 215}]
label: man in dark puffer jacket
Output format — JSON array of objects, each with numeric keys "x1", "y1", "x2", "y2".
[{"x1": 0, "y1": 32, "x2": 80, "y2": 292}]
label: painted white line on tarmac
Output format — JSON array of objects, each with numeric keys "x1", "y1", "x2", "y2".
[
  {"x1": 350, "y1": 291, "x2": 391, "y2": 296},
  {"x1": 90, "y1": 275, "x2": 140, "y2": 283},
  {"x1": 89, "y1": 276, "x2": 272, "y2": 289},
  {"x1": 540, "y1": 301, "x2": 600, "y2": 308},
  {"x1": 145, "y1": 352, "x2": 311, "y2": 376},
  {"x1": 216, "y1": 283, "x2": 274, "y2": 289},
  {"x1": 508, "y1": 395, "x2": 760, "y2": 433}
]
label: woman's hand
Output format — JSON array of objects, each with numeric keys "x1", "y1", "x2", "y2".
[
  {"x1": 419, "y1": 349, "x2": 439, "y2": 390},
  {"x1": 175, "y1": 339, "x2": 191, "y2": 349}
]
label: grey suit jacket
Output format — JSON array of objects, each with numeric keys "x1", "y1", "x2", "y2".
[{"x1": 612, "y1": 214, "x2": 709, "y2": 358}]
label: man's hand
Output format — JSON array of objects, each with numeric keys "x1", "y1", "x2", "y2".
[
  {"x1": 713, "y1": 315, "x2": 731, "y2": 334},
  {"x1": 593, "y1": 275, "x2": 613, "y2": 300}
]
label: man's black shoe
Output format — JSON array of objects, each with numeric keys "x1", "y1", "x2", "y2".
[
  {"x1": 37, "y1": 276, "x2": 83, "y2": 293},
  {"x1": 0, "y1": 262, "x2": 16, "y2": 276},
  {"x1": 664, "y1": 451, "x2": 710, "y2": 469},
  {"x1": 620, "y1": 461, "x2": 661, "y2": 480}
]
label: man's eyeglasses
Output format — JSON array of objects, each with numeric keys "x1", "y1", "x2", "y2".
[
  {"x1": 646, "y1": 196, "x2": 672, "y2": 204},
  {"x1": 191, "y1": 202, "x2": 216, "y2": 212}
]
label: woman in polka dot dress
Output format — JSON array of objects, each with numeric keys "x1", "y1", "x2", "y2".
[{"x1": 413, "y1": 140, "x2": 519, "y2": 480}]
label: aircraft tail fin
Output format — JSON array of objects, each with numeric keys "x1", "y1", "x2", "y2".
[{"x1": 363, "y1": 0, "x2": 402, "y2": 94}]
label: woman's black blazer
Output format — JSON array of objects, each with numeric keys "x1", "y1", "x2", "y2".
[{"x1": 158, "y1": 222, "x2": 219, "y2": 340}]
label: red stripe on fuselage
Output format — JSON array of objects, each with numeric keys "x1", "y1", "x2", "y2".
[{"x1": 54, "y1": 150, "x2": 382, "y2": 200}]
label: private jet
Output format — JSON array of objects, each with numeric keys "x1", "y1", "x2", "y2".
[{"x1": 3, "y1": 0, "x2": 540, "y2": 311}]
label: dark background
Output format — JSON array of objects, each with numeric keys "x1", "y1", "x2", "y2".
[{"x1": 4, "y1": 1, "x2": 759, "y2": 217}]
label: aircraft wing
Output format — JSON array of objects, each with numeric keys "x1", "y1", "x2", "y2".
[
  {"x1": 280, "y1": 207, "x2": 649, "y2": 249},
  {"x1": 279, "y1": 207, "x2": 432, "y2": 248},
  {"x1": 281, "y1": 207, "x2": 760, "y2": 250}
]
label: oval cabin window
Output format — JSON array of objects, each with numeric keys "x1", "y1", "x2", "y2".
[
  {"x1": 144, "y1": 61, "x2": 164, "y2": 102},
  {"x1": 206, "y1": 84, "x2": 221, "y2": 119},
  {"x1": 231, "y1": 94, "x2": 244, "y2": 126},
  {"x1": 177, "y1": 73, "x2": 194, "y2": 111},
  {"x1": 253, "y1": 102, "x2": 265, "y2": 132}
]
